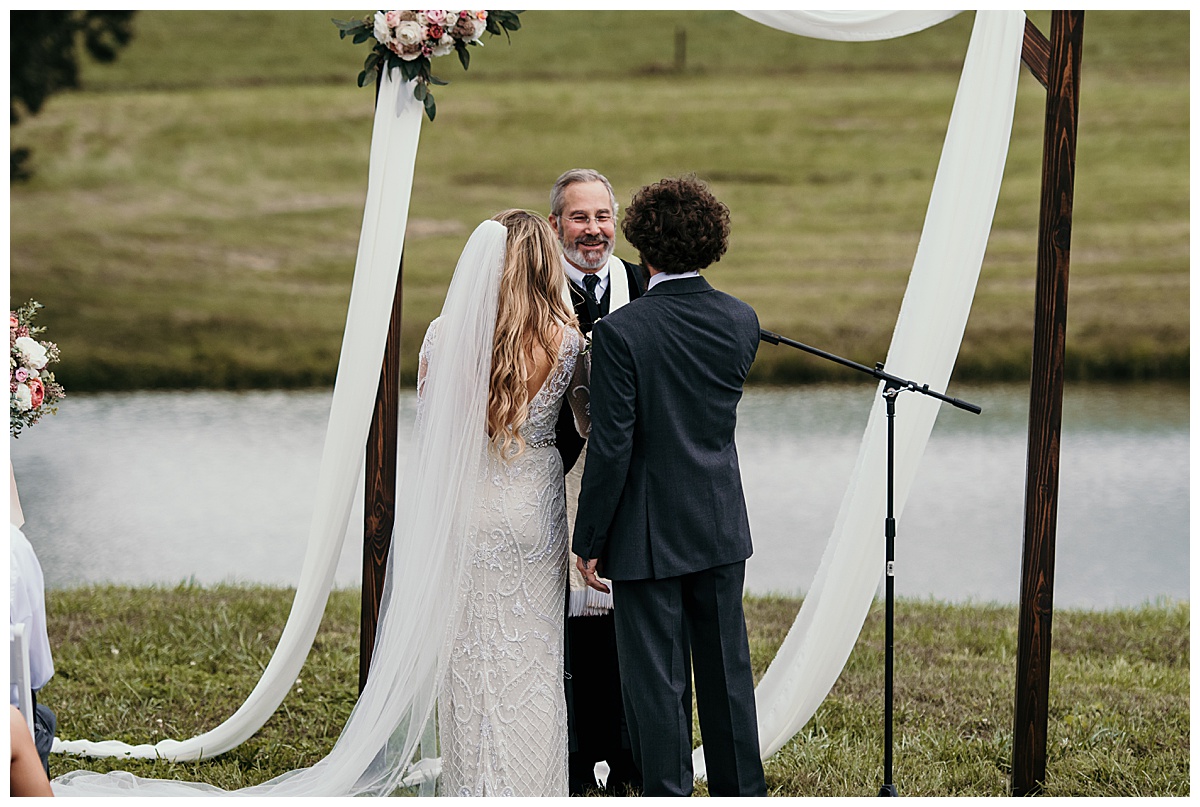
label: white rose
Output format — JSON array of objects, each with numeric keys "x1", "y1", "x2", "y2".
[
  {"x1": 14, "y1": 336, "x2": 48, "y2": 370},
  {"x1": 430, "y1": 33, "x2": 455, "y2": 57},
  {"x1": 13, "y1": 383, "x2": 32, "y2": 412},
  {"x1": 374, "y1": 12, "x2": 395, "y2": 45},
  {"x1": 396, "y1": 20, "x2": 424, "y2": 46}
]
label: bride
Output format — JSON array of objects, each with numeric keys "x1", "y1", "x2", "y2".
[
  {"x1": 52, "y1": 210, "x2": 588, "y2": 797},
  {"x1": 433, "y1": 209, "x2": 586, "y2": 795}
]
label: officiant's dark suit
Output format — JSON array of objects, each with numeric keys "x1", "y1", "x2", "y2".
[
  {"x1": 553, "y1": 257, "x2": 646, "y2": 468},
  {"x1": 573, "y1": 176, "x2": 767, "y2": 797},
  {"x1": 549, "y1": 168, "x2": 649, "y2": 795},
  {"x1": 555, "y1": 256, "x2": 647, "y2": 793}
]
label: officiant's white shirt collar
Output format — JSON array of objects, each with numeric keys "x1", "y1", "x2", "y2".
[
  {"x1": 647, "y1": 269, "x2": 699, "y2": 290},
  {"x1": 563, "y1": 257, "x2": 609, "y2": 298}
]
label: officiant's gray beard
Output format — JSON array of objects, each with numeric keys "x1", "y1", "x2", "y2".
[{"x1": 561, "y1": 233, "x2": 613, "y2": 271}]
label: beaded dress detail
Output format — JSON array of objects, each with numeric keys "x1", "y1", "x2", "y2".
[{"x1": 417, "y1": 319, "x2": 588, "y2": 796}]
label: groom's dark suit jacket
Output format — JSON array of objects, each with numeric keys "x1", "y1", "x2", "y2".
[{"x1": 572, "y1": 275, "x2": 759, "y2": 581}]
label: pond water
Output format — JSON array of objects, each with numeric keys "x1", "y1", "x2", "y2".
[{"x1": 9, "y1": 382, "x2": 1188, "y2": 610}]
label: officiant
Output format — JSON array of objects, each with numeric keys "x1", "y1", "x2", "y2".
[{"x1": 550, "y1": 169, "x2": 647, "y2": 795}]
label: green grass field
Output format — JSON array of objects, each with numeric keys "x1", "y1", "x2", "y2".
[
  {"x1": 10, "y1": 11, "x2": 1188, "y2": 390},
  {"x1": 43, "y1": 586, "x2": 1189, "y2": 796}
]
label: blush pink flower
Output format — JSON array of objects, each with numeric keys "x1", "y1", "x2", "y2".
[
  {"x1": 9, "y1": 313, "x2": 17, "y2": 329},
  {"x1": 28, "y1": 378, "x2": 44, "y2": 409},
  {"x1": 424, "y1": 9, "x2": 448, "y2": 25},
  {"x1": 14, "y1": 367, "x2": 28, "y2": 383}
]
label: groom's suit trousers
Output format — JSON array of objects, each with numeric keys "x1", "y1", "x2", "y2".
[{"x1": 612, "y1": 561, "x2": 766, "y2": 797}]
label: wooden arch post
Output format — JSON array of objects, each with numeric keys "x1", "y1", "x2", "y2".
[
  {"x1": 1012, "y1": 10, "x2": 1085, "y2": 796},
  {"x1": 361, "y1": 259, "x2": 403, "y2": 693}
]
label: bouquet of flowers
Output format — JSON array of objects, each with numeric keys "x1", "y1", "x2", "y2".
[
  {"x1": 10, "y1": 300, "x2": 65, "y2": 438},
  {"x1": 334, "y1": 10, "x2": 522, "y2": 120}
]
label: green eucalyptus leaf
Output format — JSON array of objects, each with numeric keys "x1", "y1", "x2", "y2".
[
  {"x1": 332, "y1": 17, "x2": 361, "y2": 33},
  {"x1": 357, "y1": 69, "x2": 369, "y2": 88},
  {"x1": 352, "y1": 31, "x2": 372, "y2": 44},
  {"x1": 457, "y1": 45, "x2": 470, "y2": 71},
  {"x1": 412, "y1": 82, "x2": 427, "y2": 101},
  {"x1": 424, "y1": 92, "x2": 437, "y2": 121}
]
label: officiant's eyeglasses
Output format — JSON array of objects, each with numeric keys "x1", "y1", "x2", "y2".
[{"x1": 566, "y1": 213, "x2": 613, "y2": 226}]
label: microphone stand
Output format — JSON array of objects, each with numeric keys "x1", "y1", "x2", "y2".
[{"x1": 758, "y1": 328, "x2": 980, "y2": 797}]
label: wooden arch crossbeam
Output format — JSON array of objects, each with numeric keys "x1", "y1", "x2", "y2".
[{"x1": 361, "y1": 11, "x2": 1085, "y2": 797}]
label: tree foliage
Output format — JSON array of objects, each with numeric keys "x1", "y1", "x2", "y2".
[{"x1": 10, "y1": 10, "x2": 136, "y2": 180}]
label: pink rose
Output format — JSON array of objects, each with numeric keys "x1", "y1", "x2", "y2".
[
  {"x1": 14, "y1": 367, "x2": 28, "y2": 383},
  {"x1": 29, "y1": 377, "x2": 44, "y2": 409},
  {"x1": 427, "y1": 23, "x2": 444, "y2": 40},
  {"x1": 424, "y1": 9, "x2": 447, "y2": 25},
  {"x1": 385, "y1": 10, "x2": 402, "y2": 29}
]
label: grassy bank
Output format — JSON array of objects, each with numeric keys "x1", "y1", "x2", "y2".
[
  {"x1": 42, "y1": 585, "x2": 1188, "y2": 796},
  {"x1": 9, "y1": 11, "x2": 1188, "y2": 390}
]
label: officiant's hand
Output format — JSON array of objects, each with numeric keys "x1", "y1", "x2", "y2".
[{"x1": 576, "y1": 556, "x2": 610, "y2": 593}]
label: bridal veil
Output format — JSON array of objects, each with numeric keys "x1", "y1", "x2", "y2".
[{"x1": 52, "y1": 221, "x2": 508, "y2": 796}]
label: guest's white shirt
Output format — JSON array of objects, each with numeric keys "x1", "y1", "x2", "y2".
[
  {"x1": 647, "y1": 269, "x2": 700, "y2": 290},
  {"x1": 10, "y1": 524, "x2": 54, "y2": 704},
  {"x1": 562, "y1": 258, "x2": 609, "y2": 299}
]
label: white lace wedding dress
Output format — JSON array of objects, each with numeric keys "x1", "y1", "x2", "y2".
[{"x1": 419, "y1": 318, "x2": 589, "y2": 797}]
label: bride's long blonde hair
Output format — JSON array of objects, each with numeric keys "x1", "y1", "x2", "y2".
[{"x1": 488, "y1": 209, "x2": 577, "y2": 458}]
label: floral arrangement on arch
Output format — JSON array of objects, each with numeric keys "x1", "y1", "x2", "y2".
[
  {"x1": 10, "y1": 300, "x2": 65, "y2": 438},
  {"x1": 334, "y1": 10, "x2": 522, "y2": 120}
]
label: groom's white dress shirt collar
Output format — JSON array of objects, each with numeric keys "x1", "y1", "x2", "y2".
[
  {"x1": 563, "y1": 257, "x2": 609, "y2": 298},
  {"x1": 647, "y1": 269, "x2": 700, "y2": 290}
]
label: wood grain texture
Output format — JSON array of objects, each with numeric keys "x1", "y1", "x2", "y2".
[
  {"x1": 360, "y1": 256, "x2": 403, "y2": 693},
  {"x1": 1012, "y1": 10, "x2": 1085, "y2": 797}
]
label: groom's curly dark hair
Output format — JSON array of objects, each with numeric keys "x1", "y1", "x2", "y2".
[{"x1": 621, "y1": 175, "x2": 730, "y2": 274}]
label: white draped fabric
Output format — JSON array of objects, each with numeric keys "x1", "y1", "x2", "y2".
[
  {"x1": 52, "y1": 8, "x2": 1028, "y2": 793},
  {"x1": 53, "y1": 67, "x2": 424, "y2": 763},
  {"x1": 741, "y1": 10, "x2": 960, "y2": 41},
  {"x1": 692, "y1": 9, "x2": 1026, "y2": 778}
]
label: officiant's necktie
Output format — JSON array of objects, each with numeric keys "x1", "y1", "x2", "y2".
[{"x1": 582, "y1": 273, "x2": 602, "y2": 325}]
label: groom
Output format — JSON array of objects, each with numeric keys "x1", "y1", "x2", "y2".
[{"x1": 573, "y1": 176, "x2": 767, "y2": 797}]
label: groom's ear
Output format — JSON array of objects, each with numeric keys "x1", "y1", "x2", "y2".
[{"x1": 548, "y1": 213, "x2": 559, "y2": 232}]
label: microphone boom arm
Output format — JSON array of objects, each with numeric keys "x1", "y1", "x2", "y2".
[{"x1": 758, "y1": 329, "x2": 980, "y2": 415}]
